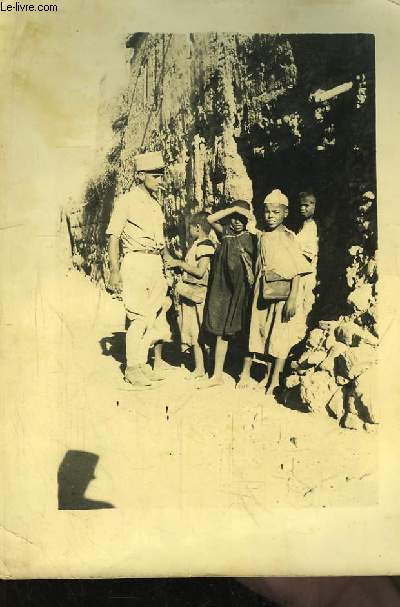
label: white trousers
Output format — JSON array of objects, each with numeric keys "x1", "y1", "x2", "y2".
[{"x1": 120, "y1": 252, "x2": 168, "y2": 367}]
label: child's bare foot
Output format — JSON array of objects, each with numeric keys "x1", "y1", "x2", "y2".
[
  {"x1": 257, "y1": 381, "x2": 267, "y2": 391},
  {"x1": 265, "y1": 382, "x2": 279, "y2": 397},
  {"x1": 184, "y1": 370, "x2": 206, "y2": 381},
  {"x1": 236, "y1": 375, "x2": 253, "y2": 389},
  {"x1": 197, "y1": 375, "x2": 224, "y2": 389},
  {"x1": 154, "y1": 360, "x2": 175, "y2": 373},
  {"x1": 141, "y1": 364, "x2": 166, "y2": 381}
]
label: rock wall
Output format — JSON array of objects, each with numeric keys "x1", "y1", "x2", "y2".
[
  {"x1": 67, "y1": 33, "x2": 377, "y2": 428},
  {"x1": 68, "y1": 33, "x2": 302, "y2": 274}
]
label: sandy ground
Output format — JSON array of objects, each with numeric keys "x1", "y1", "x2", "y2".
[
  {"x1": 45, "y1": 269, "x2": 378, "y2": 515},
  {"x1": 0, "y1": 261, "x2": 381, "y2": 577}
]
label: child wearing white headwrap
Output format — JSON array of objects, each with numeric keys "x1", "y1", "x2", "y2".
[{"x1": 239, "y1": 189, "x2": 312, "y2": 394}]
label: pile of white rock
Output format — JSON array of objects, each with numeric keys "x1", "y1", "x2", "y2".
[{"x1": 284, "y1": 316, "x2": 378, "y2": 430}]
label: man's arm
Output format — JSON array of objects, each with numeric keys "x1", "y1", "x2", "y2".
[
  {"x1": 106, "y1": 193, "x2": 128, "y2": 293},
  {"x1": 108, "y1": 235, "x2": 123, "y2": 293}
]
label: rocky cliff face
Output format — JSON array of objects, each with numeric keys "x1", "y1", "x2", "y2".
[{"x1": 67, "y1": 33, "x2": 377, "y2": 428}]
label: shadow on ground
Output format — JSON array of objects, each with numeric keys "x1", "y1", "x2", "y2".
[
  {"x1": 99, "y1": 332, "x2": 126, "y2": 370},
  {"x1": 58, "y1": 450, "x2": 114, "y2": 510}
]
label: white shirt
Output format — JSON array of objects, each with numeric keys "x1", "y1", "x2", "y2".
[
  {"x1": 106, "y1": 186, "x2": 165, "y2": 254},
  {"x1": 183, "y1": 237, "x2": 215, "y2": 286},
  {"x1": 296, "y1": 218, "x2": 319, "y2": 268}
]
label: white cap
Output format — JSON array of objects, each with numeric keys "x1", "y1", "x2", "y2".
[
  {"x1": 135, "y1": 151, "x2": 164, "y2": 172},
  {"x1": 264, "y1": 188, "x2": 289, "y2": 207}
]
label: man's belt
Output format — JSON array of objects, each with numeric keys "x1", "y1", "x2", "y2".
[{"x1": 126, "y1": 248, "x2": 161, "y2": 255}]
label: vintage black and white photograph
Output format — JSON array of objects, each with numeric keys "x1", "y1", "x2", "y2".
[
  {"x1": 2, "y1": 0, "x2": 399, "y2": 580},
  {"x1": 56, "y1": 32, "x2": 378, "y2": 513}
]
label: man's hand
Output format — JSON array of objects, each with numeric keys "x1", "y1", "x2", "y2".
[{"x1": 108, "y1": 269, "x2": 123, "y2": 295}]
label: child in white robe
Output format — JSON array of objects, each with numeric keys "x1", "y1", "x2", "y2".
[
  {"x1": 296, "y1": 191, "x2": 319, "y2": 320},
  {"x1": 240, "y1": 189, "x2": 312, "y2": 394}
]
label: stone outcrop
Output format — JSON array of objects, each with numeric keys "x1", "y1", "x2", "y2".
[{"x1": 284, "y1": 314, "x2": 378, "y2": 429}]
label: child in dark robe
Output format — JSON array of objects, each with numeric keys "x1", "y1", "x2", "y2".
[{"x1": 200, "y1": 200, "x2": 256, "y2": 388}]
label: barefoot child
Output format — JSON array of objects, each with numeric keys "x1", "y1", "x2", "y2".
[
  {"x1": 296, "y1": 191, "x2": 319, "y2": 320},
  {"x1": 165, "y1": 212, "x2": 215, "y2": 378},
  {"x1": 200, "y1": 200, "x2": 256, "y2": 388},
  {"x1": 242, "y1": 189, "x2": 312, "y2": 394}
]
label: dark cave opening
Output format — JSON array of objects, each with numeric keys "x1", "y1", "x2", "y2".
[{"x1": 235, "y1": 33, "x2": 376, "y2": 322}]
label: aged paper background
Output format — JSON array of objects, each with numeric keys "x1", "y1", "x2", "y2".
[{"x1": 0, "y1": 0, "x2": 399, "y2": 578}]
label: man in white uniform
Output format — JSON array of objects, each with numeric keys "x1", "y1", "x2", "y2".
[{"x1": 106, "y1": 151, "x2": 169, "y2": 388}]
